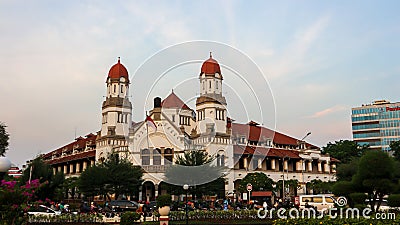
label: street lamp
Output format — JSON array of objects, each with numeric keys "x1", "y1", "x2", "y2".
[
  {"x1": 183, "y1": 184, "x2": 189, "y2": 225},
  {"x1": 0, "y1": 156, "x2": 11, "y2": 180}
]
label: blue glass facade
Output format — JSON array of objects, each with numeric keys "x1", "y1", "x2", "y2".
[{"x1": 351, "y1": 101, "x2": 400, "y2": 151}]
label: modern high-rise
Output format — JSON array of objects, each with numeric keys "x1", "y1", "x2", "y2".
[{"x1": 351, "y1": 100, "x2": 400, "y2": 151}]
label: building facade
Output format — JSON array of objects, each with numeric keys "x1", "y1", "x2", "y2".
[
  {"x1": 43, "y1": 55, "x2": 337, "y2": 201},
  {"x1": 352, "y1": 100, "x2": 400, "y2": 151}
]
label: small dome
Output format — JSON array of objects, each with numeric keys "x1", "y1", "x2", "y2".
[
  {"x1": 201, "y1": 53, "x2": 221, "y2": 75},
  {"x1": 108, "y1": 58, "x2": 129, "y2": 81}
]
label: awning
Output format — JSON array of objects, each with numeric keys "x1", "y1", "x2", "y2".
[{"x1": 251, "y1": 191, "x2": 273, "y2": 197}]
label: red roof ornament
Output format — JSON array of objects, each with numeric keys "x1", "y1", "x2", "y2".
[
  {"x1": 201, "y1": 53, "x2": 221, "y2": 75},
  {"x1": 108, "y1": 57, "x2": 129, "y2": 81}
]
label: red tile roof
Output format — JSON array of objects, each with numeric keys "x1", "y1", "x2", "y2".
[
  {"x1": 231, "y1": 122, "x2": 318, "y2": 148},
  {"x1": 162, "y1": 91, "x2": 191, "y2": 110},
  {"x1": 46, "y1": 149, "x2": 96, "y2": 165},
  {"x1": 233, "y1": 145, "x2": 301, "y2": 159},
  {"x1": 42, "y1": 133, "x2": 97, "y2": 161}
]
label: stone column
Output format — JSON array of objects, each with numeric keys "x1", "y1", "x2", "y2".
[
  {"x1": 324, "y1": 162, "x2": 330, "y2": 173},
  {"x1": 317, "y1": 161, "x2": 322, "y2": 173},
  {"x1": 76, "y1": 162, "x2": 80, "y2": 173},
  {"x1": 244, "y1": 158, "x2": 248, "y2": 169},
  {"x1": 70, "y1": 164, "x2": 74, "y2": 174},
  {"x1": 83, "y1": 161, "x2": 88, "y2": 171},
  {"x1": 155, "y1": 184, "x2": 159, "y2": 198},
  {"x1": 53, "y1": 167, "x2": 57, "y2": 175},
  {"x1": 64, "y1": 164, "x2": 68, "y2": 174},
  {"x1": 296, "y1": 161, "x2": 302, "y2": 171},
  {"x1": 139, "y1": 186, "x2": 143, "y2": 201},
  {"x1": 258, "y1": 158, "x2": 262, "y2": 169},
  {"x1": 283, "y1": 160, "x2": 288, "y2": 171},
  {"x1": 308, "y1": 161, "x2": 312, "y2": 172},
  {"x1": 271, "y1": 159, "x2": 276, "y2": 170},
  {"x1": 332, "y1": 164, "x2": 336, "y2": 173}
]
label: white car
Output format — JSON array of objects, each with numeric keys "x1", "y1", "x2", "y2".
[
  {"x1": 27, "y1": 205, "x2": 61, "y2": 216},
  {"x1": 298, "y1": 194, "x2": 337, "y2": 211}
]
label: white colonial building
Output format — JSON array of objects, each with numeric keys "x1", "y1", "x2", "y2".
[{"x1": 43, "y1": 55, "x2": 338, "y2": 201}]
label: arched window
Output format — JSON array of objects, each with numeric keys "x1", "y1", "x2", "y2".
[
  {"x1": 153, "y1": 148, "x2": 161, "y2": 165},
  {"x1": 217, "y1": 151, "x2": 225, "y2": 167},
  {"x1": 141, "y1": 149, "x2": 150, "y2": 165}
]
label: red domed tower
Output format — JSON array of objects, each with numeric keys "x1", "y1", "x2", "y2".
[
  {"x1": 97, "y1": 58, "x2": 132, "y2": 161},
  {"x1": 196, "y1": 53, "x2": 227, "y2": 135}
]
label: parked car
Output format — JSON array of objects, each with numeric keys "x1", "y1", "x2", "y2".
[
  {"x1": 297, "y1": 194, "x2": 336, "y2": 211},
  {"x1": 109, "y1": 200, "x2": 139, "y2": 212},
  {"x1": 27, "y1": 205, "x2": 61, "y2": 216}
]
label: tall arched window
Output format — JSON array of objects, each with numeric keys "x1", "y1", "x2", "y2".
[
  {"x1": 153, "y1": 148, "x2": 161, "y2": 165},
  {"x1": 141, "y1": 149, "x2": 150, "y2": 165},
  {"x1": 217, "y1": 151, "x2": 225, "y2": 167}
]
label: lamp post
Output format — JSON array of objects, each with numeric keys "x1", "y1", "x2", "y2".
[
  {"x1": 183, "y1": 184, "x2": 189, "y2": 225},
  {"x1": 0, "y1": 156, "x2": 11, "y2": 180}
]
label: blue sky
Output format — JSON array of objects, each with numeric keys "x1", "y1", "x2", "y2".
[{"x1": 1, "y1": 0, "x2": 400, "y2": 166}]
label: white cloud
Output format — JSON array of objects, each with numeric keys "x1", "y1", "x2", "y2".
[
  {"x1": 308, "y1": 105, "x2": 347, "y2": 118},
  {"x1": 263, "y1": 15, "x2": 331, "y2": 79}
]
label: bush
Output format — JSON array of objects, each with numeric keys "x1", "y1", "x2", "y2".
[
  {"x1": 388, "y1": 194, "x2": 400, "y2": 207},
  {"x1": 120, "y1": 212, "x2": 141, "y2": 225},
  {"x1": 349, "y1": 192, "x2": 367, "y2": 205},
  {"x1": 156, "y1": 194, "x2": 172, "y2": 208}
]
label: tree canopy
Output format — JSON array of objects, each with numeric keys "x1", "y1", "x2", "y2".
[
  {"x1": 0, "y1": 122, "x2": 10, "y2": 156},
  {"x1": 238, "y1": 172, "x2": 273, "y2": 193},
  {"x1": 164, "y1": 150, "x2": 226, "y2": 198},
  {"x1": 321, "y1": 140, "x2": 369, "y2": 163},
  {"x1": 390, "y1": 140, "x2": 400, "y2": 161},
  {"x1": 20, "y1": 157, "x2": 65, "y2": 201},
  {"x1": 78, "y1": 153, "x2": 143, "y2": 200},
  {"x1": 332, "y1": 150, "x2": 397, "y2": 212}
]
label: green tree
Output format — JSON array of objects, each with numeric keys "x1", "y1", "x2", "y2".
[
  {"x1": 78, "y1": 153, "x2": 143, "y2": 200},
  {"x1": 103, "y1": 153, "x2": 143, "y2": 200},
  {"x1": 165, "y1": 150, "x2": 226, "y2": 199},
  {"x1": 390, "y1": 140, "x2": 400, "y2": 161},
  {"x1": 306, "y1": 179, "x2": 333, "y2": 194},
  {"x1": 20, "y1": 157, "x2": 65, "y2": 201},
  {"x1": 322, "y1": 140, "x2": 369, "y2": 164},
  {"x1": 61, "y1": 177, "x2": 80, "y2": 200},
  {"x1": 332, "y1": 180, "x2": 354, "y2": 198},
  {"x1": 78, "y1": 164, "x2": 109, "y2": 199},
  {"x1": 175, "y1": 149, "x2": 214, "y2": 165},
  {"x1": 238, "y1": 173, "x2": 274, "y2": 193},
  {"x1": 353, "y1": 150, "x2": 396, "y2": 212},
  {"x1": 336, "y1": 157, "x2": 359, "y2": 181},
  {"x1": 0, "y1": 122, "x2": 9, "y2": 156}
]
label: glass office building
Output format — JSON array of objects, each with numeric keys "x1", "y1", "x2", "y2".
[{"x1": 351, "y1": 100, "x2": 400, "y2": 151}]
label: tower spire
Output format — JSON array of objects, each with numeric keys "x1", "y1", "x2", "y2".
[
  {"x1": 118, "y1": 56, "x2": 121, "y2": 63},
  {"x1": 210, "y1": 52, "x2": 212, "y2": 58}
]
